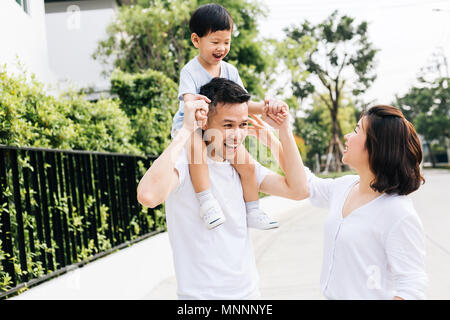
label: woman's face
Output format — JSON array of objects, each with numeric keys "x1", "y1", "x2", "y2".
[{"x1": 342, "y1": 117, "x2": 369, "y2": 170}]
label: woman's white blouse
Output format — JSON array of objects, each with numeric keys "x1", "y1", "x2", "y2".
[{"x1": 305, "y1": 168, "x2": 428, "y2": 300}]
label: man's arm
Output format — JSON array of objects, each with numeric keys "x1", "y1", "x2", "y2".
[
  {"x1": 137, "y1": 96, "x2": 209, "y2": 208},
  {"x1": 257, "y1": 101, "x2": 309, "y2": 201}
]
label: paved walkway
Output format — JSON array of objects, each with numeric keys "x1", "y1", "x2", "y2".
[
  {"x1": 13, "y1": 169, "x2": 450, "y2": 300},
  {"x1": 144, "y1": 196, "x2": 327, "y2": 300}
]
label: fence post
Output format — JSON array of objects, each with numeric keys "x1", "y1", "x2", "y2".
[
  {"x1": 9, "y1": 149, "x2": 28, "y2": 282},
  {"x1": 0, "y1": 149, "x2": 17, "y2": 288},
  {"x1": 0, "y1": 145, "x2": 164, "y2": 298}
]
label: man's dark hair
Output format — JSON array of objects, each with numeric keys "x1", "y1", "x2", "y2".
[
  {"x1": 362, "y1": 105, "x2": 425, "y2": 195},
  {"x1": 189, "y1": 4, "x2": 233, "y2": 37},
  {"x1": 199, "y1": 78, "x2": 250, "y2": 118}
]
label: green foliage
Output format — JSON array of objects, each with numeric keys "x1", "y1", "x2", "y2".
[
  {"x1": 110, "y1": 69, "x2": 177, "y2": 116},
  {"x1": 295, "y1": 93, "x2": 358, "y2": 169},
  {"x1": 93, "y1": 0, "x2": 192, "y2": 81},
  {"x1": 0, "y1": 67, "x2": 139, "y2": 155},
  {"x1": 395, "y1": 76, "x2": 450, "y2": 166},
  {"x1": 94, "y1": 0, "x2": 273, "y2": 98},
  {"x1": 395, "y1": 77, "x2": 450, "y2": 144},
  {"x1": 62, "y1": 93, "x2": 140, "y2": 154},
  {"x1": 280, "y1": 11, "x2": 377, "y2": 171},
  {"x1": 110, "y1": 69, "x2": 178, "y2": 155},
  {"x1": 275, "y1": 36, "x2": 316, "y2": 108},
  {"x1": 0, "y1": 67, "x2": 167, "y2": 296},
  {"x1": 282, "y1": 11, "x2": 378, "y2": 100},
  {"x1": 317, "y1": 170, "x2": 356, "y2": 179},
  {"x1": 0, "y1": 152, "x2": 165, "y2": 295}
]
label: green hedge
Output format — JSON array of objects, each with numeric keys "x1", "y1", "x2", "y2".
[
  {"x1": 0, "y1": 68, "x2": 139, "y2": 155},
  {"x1": 0, "y1": 67, "x2": 171, "y2": 295},
  {"x1": 110, "y1": 69, "x2": 178, "y2": 156}
]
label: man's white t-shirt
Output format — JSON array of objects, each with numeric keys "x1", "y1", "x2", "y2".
[{"x1": 165, "y1": 148, "x2": 271, "y2": 300}]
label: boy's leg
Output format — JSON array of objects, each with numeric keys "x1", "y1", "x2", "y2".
[
  {"x1": 188, "y1": 128, "x2": 210, "y2": 193},
  {"x1": 231, "y1": 145, "x2": 259, "y2": 202},
  {"x1": 231, "y1": 145, "x2": 279, "y2": 229},
  {"x1": 188, "y1": 129, "x2": 225, "y2": 229}
]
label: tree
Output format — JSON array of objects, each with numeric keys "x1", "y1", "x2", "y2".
[
  {"x1": 0, "y1": 67, "x2": 139, "y2": 154},
  {"x1": 93, "y1": 0, "x2": 192, "y2": 81},
  {"x1": 295, "y1": 93, "x2": 358, "y2": 172},
  {"x1": 110, "y1": 69, "x2": 178, "y2": 155},
  {"x1": 93, "y1": 0, "x2": 273, "y2": 97},
  {"x1": 395, "y1": 76, "x2": 450, "y2": 167},
  {"x1": 280, "y1": 11, "x2": 378, "y2": 172}
]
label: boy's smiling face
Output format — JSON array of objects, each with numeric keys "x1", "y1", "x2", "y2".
[{"x1": 192, "y1": 29, "x2": 232, "y2": 68}]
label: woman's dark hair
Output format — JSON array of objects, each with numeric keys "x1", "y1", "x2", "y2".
[
  {"x1": 362, "y1": 105, "x2": 425, "y2": 195},
  {"x1": 199, "y1": 77, "x2": 250, "y2": 118},
  {"x1": 189, "y1": 4, "x2": 233, "y2": 37}
]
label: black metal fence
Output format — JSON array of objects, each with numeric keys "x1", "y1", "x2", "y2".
[{"x1": 0, "y1": 145, "x2": 162, "y2": 298}]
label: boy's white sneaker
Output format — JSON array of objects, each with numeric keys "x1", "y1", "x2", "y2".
[
  {"x1": 199, "y1": 198, "x2": 226, "y2": 229},
  {"x1": 247, "y1": 209, "x2": 279, "y2": 230}
]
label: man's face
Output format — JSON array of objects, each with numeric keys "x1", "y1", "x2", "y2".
[{"x1": 203, "y1": 102, "x2": 248, "y2": 161}]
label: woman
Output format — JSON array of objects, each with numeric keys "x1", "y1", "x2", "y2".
[{"x1": 303, "y1": 105, "x2": 428, "y2": 299}]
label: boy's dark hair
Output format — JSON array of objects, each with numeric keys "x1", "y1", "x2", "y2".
[
  {"x1": 189, "y1": 3, "x2": 233, "y2": 37},
  {"x1": 199, "y1": 77, "x2": 250, "y2": 117},
  {"x1": 362, "y1": 105, "x2": 425, "y2": 196}
]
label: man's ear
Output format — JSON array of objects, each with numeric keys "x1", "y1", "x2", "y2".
[{"x1": 191, "y1": 33, "x2": 200, "y2": 48}]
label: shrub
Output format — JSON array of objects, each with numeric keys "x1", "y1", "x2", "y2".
[
  {"x1": 0, "y1": 67, "x2": 139, "y2": 155},
  {"x1": 110, "y1": 69, "x2": 178, "y2": 155}
]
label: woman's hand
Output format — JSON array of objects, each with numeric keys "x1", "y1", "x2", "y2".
[{"x1": 247, "y1": 113, "x2": 277, "y2": 148}]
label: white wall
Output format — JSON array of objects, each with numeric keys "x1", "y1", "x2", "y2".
[
  {"x1": 0, "y1": 0, "x2": 56, "y2": 84},
  {"x1": 45, "y1": 0, "x2": 117, "y2": 93}
]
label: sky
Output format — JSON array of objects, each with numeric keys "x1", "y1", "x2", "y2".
[{"x1": 257, "y1": 0, "x2": 450, "y2": 106}]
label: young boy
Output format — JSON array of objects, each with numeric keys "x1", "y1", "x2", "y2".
[{"x1": 172, "y1": 3, "x2": 284, "y2": 230}]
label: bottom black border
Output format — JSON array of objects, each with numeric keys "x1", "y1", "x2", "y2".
[{"x1": 1, "y1": 300, "x2": 449, "y2": 319}]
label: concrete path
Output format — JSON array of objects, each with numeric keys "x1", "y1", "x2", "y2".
[
  {"x1": 408, "y1": 169, "x2": 450, "y2": 299},
  {"x1": 12, "y1": 169, "x2": 450, "y2": 300}
]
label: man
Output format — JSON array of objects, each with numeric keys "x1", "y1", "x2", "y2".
[{"x1": 137, "y1": 78, "x2": 308, "y2": 299}]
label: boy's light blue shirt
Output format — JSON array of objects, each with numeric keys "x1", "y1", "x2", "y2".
[{"x1": 171, "y1": 56, "x2": 245, "y2": 137}]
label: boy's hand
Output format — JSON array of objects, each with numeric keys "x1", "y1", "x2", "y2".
[
  {"x1": 182, "y1": 94, "x2": 210, "y2": 132},
  {"x1": 262, "y1": 97, "x2": 289, "y2": 129}
]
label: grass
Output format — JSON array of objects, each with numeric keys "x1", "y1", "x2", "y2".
[
  {"x1": 316, "y1": 170, "x2": 357, "y2": 179},
  {"x1": 423, "y1": 164, "x2": 450, "y2": 171}
]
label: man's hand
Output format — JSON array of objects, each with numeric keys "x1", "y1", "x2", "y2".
[{"x1": 182, "y1": 94, "x2": 210, "y2": 132}]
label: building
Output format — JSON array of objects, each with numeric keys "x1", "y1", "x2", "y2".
[{"x1": 0, "y1": 0, "x2": 118, "y2": 96}]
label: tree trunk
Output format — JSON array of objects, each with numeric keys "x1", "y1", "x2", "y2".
[
  {"x1": 314, "y1": 153, "x2": 321, "y2": 173},
  {"x1": 427, "y1": 141, "x2": 436, "y2": 168},
  {"x1": 329, "y1": 103, "x2": 343, "y2": 172},
  {"x1": 323, "y1": 142, "x2": 333, "y2": 174},
  {"x1": 446, "y1": 137, "x2": 450, "y2": 165}
]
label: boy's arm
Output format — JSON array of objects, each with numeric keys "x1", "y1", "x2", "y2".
[
  {"x1": 137, "y1": 96, "x2": 209, "y2": 208},
  {"x1": 183, "y1": 93, "x2": 197, "y2": 102},
  {"x1": 247, "y1": 100, "x2": 265, "y2": 114},
  {"x1": 249, "y1": 98, "x2": 287, "y2": 126},
  {"x1": 257, "y1": 102, "x2": 309, "y2": 201}
]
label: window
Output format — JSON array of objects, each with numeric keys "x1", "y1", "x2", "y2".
[{"x1": 15, "y1": 0, "x2": 30, "y2": 14}]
